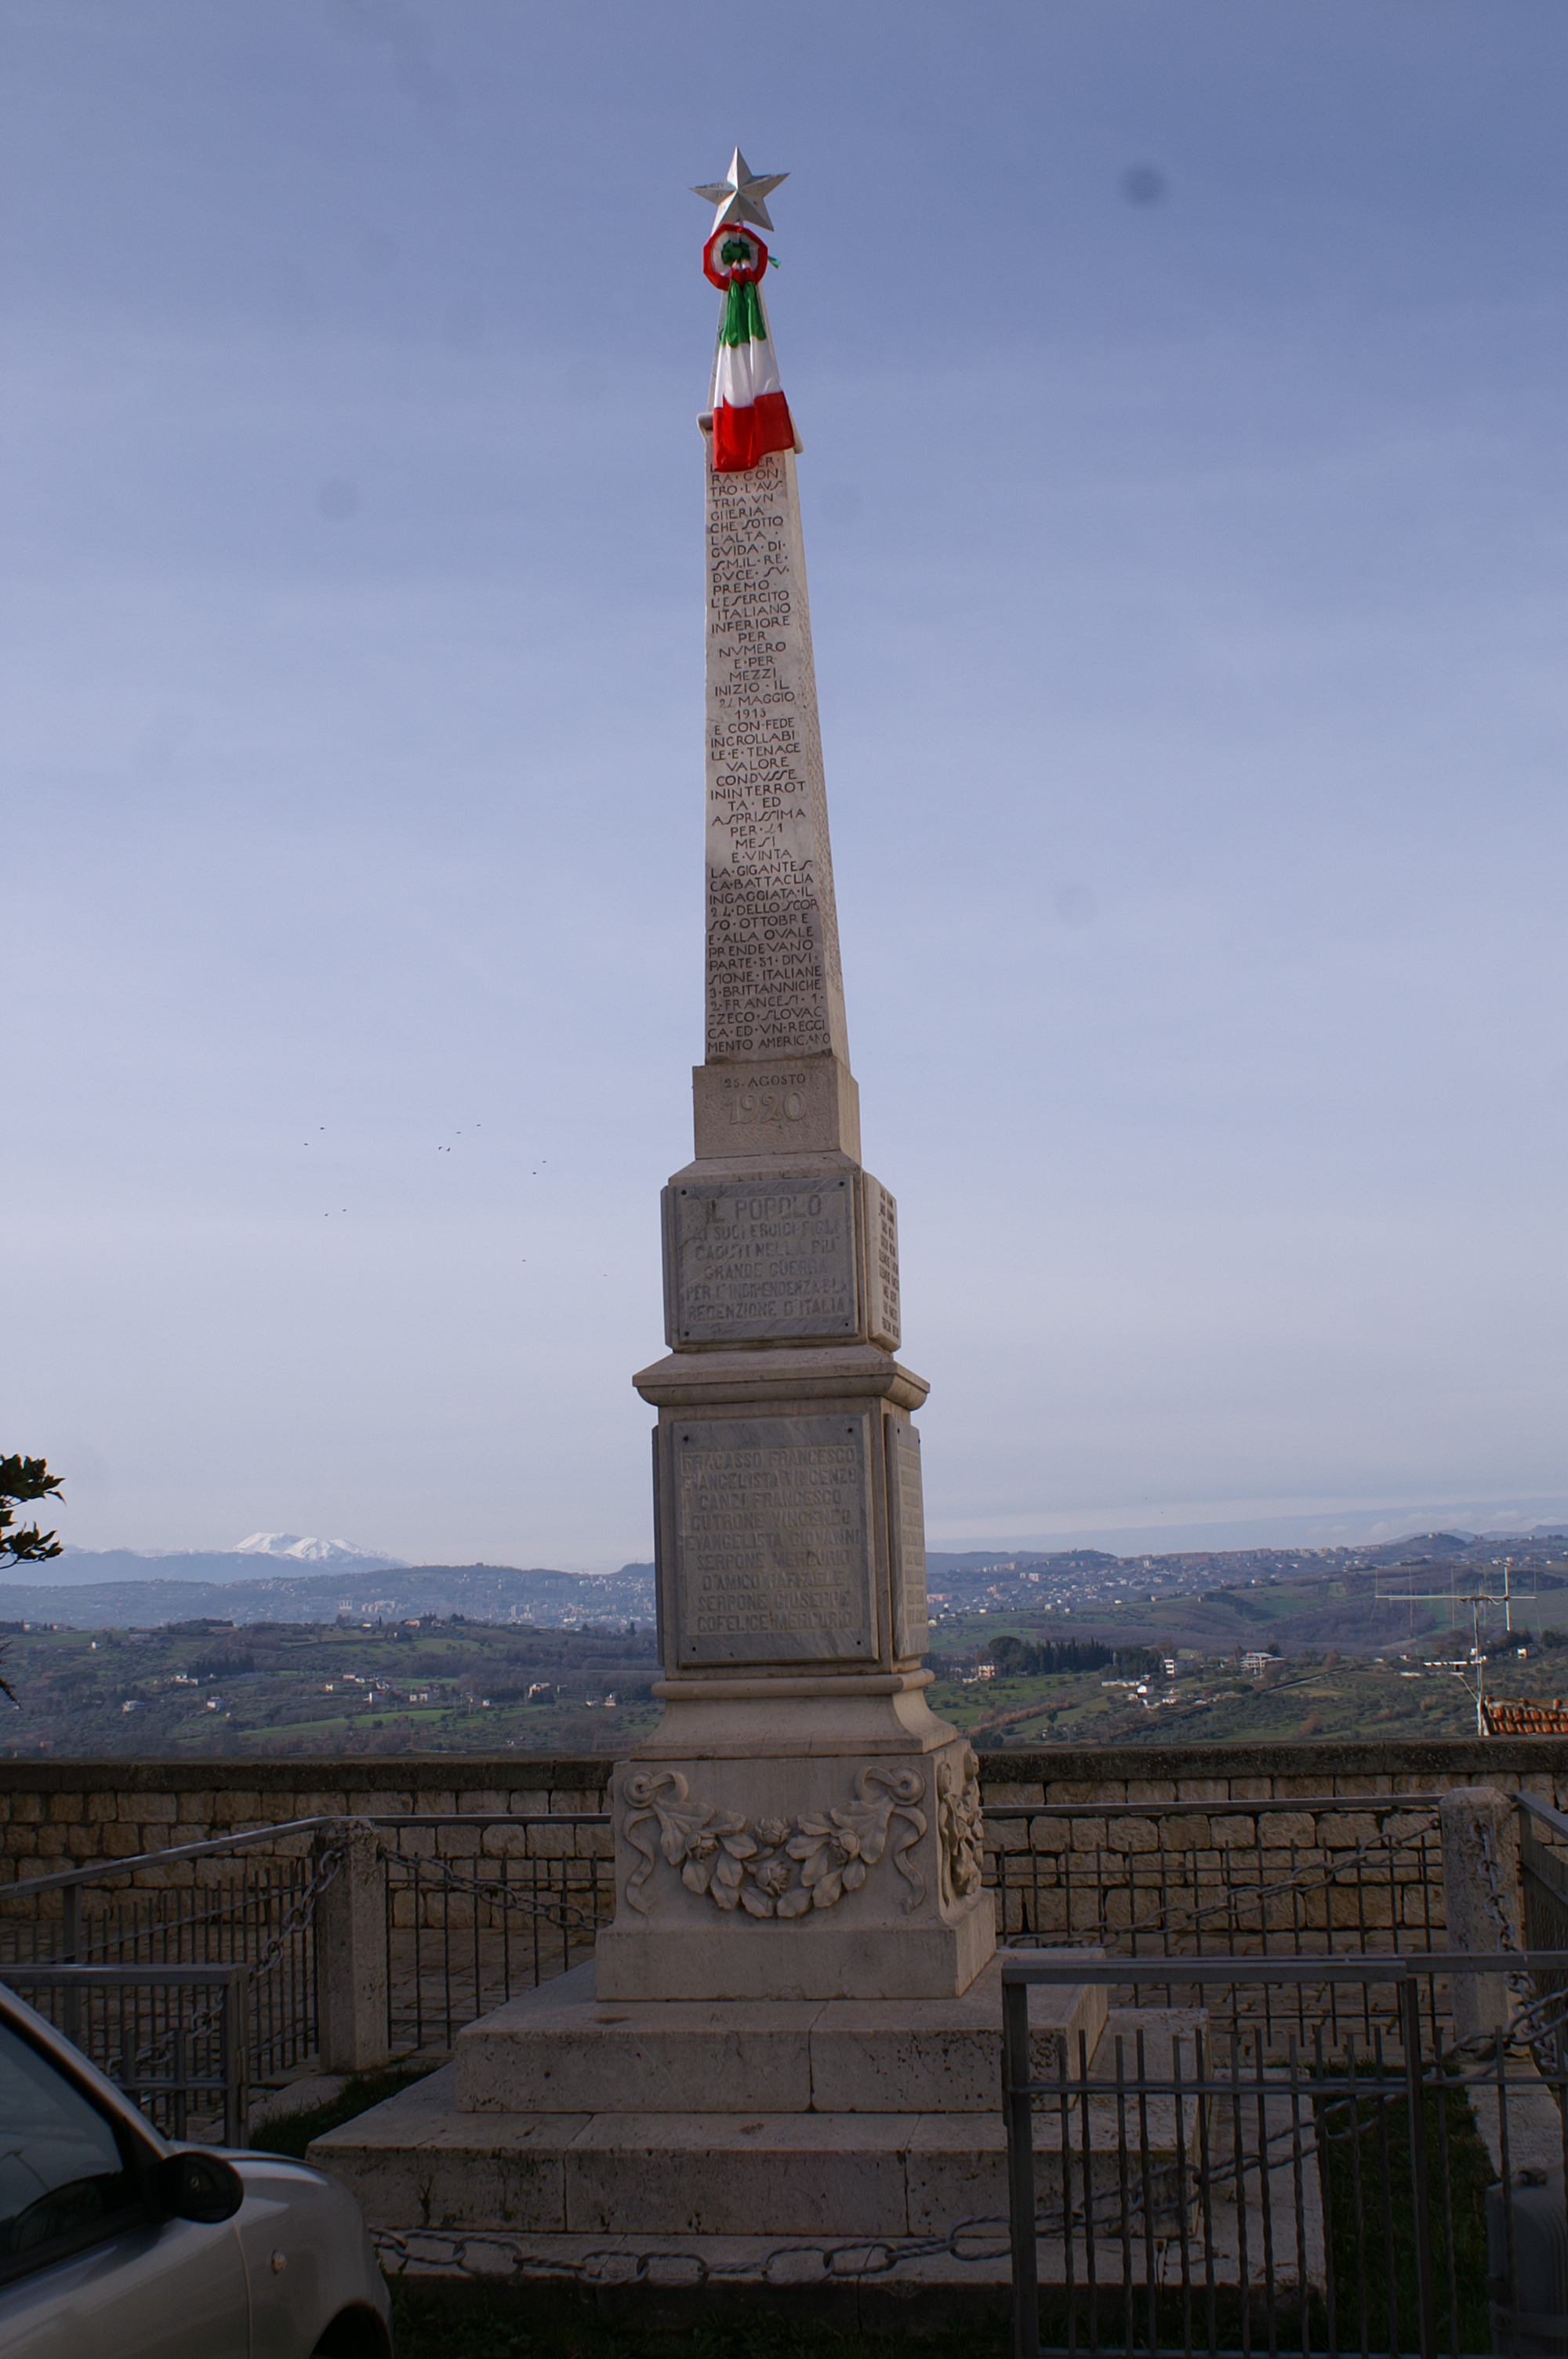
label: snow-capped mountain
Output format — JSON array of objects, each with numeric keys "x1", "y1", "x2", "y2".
[{"x1": 230, "y1": 1534, "x2": 406, "y2": 1566}]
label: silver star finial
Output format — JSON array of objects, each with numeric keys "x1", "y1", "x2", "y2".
[{"x1": 691, "y1": 146, "x2": 787, "y2": 234}]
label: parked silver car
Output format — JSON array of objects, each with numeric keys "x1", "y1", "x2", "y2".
[{"x1": 0, "y1": 1982, "x2": 391, "y2": 2356}]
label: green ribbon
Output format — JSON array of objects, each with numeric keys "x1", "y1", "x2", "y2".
[{"x1": 719, "y1": 275, "x2": 768, "y2": 347}]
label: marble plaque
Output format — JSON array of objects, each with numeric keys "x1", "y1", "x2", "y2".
[
  {"x1": 664, "y1": 1172, "x2": 858, "y2": 1344},
  {"x1": 887, "y1": 1417, "x2": 929, "y2": 1660},
  {"x1": 862, "y1": 1174, "x2": 901, "y2": 1354},
  {"x1": 670, "y1": 1413, "x2": 876, "y2": 1665},
  {"x1": 704, "y1": 453, "x2": 850, "y2": 1065}
]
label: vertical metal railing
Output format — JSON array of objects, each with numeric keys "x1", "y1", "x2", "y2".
[
  {"x1": 2, "y1": 1856, "x2": 318, "y2": 2084},
  {"x1": 5, "y1": 1962, "x2": 250, "y2": 2144},
  {"x1": 986, "y1": 1798, "x2": 1446, "y2": 2056},
  {"x1": 1, "y1": 1811, "x2": 618, "y2": 2097},
  {"x1": 374, "y1": 1815, "x2": 613, "y2": 2053},
  {"x1": 1002, "y1": 1949, "x2": 1568, "y2": 2359}
]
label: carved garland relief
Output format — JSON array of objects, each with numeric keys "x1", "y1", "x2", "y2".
[
  {"x1": 622, "y1": 1765, "x2": 927, "y2": 1920},
  {"x1": 936, "y1": 1742, "x2": 985, "y2": 1906}
]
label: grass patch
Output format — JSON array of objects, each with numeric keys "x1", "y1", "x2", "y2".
[
  {"x1": 249, "y1": 2064, "x2": 437, "y2": 2159},
  {"x1": 1317, "y1": 2063, "x2": 1494, "y2": 2353}
]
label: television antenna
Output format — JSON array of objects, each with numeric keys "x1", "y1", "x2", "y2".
[{"x1": 1375, "y1": 1560, "x2": 1537, "y2": 1736}]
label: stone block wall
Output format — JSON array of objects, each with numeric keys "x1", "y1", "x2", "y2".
[
  {"x1": 0, "y1": 1757, "x2": 611, "y2": 1921},
  {"x1": 1, "y1": 1739, "x2": 1565, "y2": 1928}
]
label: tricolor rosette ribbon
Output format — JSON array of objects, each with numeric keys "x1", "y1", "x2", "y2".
[{"x1": 702, "y1": 223, "x2": 798, "y2": 474}]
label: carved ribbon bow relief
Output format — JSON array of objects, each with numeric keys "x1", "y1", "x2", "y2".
[{"x1": 622, "y1": 1765, "x2": 927, "y2": 1920}]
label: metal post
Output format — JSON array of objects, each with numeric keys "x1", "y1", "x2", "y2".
[
  {"x1": 171, "y1": 2026, "x2": 187, "y2": 2143},
  {"x1": 1401, "y1": 1977, "x2": 1438, "y2": 2359},
  {"x1": 222, "y1": 1968, "x2": 249, "y2": 2147},
  {"x1": 1004, "y1": 1971, "x2": 1040, "y2": 2359},
  {"x1": 61, "y1": 1885, "x2": 80, "y2": 2045}
]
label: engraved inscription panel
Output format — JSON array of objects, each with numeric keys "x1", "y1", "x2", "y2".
[
  {"x1": 692, "y1": 1052, "x2": 860, "y2": 1163},
  {"x1": 862, "y1": 1174, "x2": 901, "y2": 1353},
  {"x1": 705, "y1": 453, "x2": 848, "y2": 1063},
  {"x1": 671, "y1": 1414, "x2": 876, "y2": 1664},
  {"x1": 887, "y1": 1419, "x2": 929, "y2": 1661},
  {"x1": 666, "y1": 1173, "x2": 858, "y2": 1343},
  {"x1": 717, "y1": 1069, "x2": 811, "y2": 1136}
]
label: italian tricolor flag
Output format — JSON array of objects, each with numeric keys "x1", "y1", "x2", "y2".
[{"x1": 704, "y1": 225, "x2": 798, "y2": 474}]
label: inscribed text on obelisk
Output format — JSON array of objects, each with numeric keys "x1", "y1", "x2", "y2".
[{"x1": 705, "y1": 452, "x2": 849, "y2": 1064}]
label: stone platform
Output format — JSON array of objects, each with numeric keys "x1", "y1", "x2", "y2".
[
  {"x1": 450, "y1": 1951, "x2": 1105, "y2": 2115},
  {"x1": 309, "y1": 1964, "x2": 1331, "y2": 2312},
  {"x1": 307, "y1": 1957, "x2": 1224, "y2": 2283},
  {"x1": 310, "y1": 1955, "x2": 1103, "y2": 2234}
]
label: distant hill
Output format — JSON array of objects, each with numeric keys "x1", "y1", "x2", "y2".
[
  {"x1": 48, "y1": 1536, "x2": 404, "y2": 1585},
  {"x1": 0, "y1": 1561, "x2": 657, "y2": 1631}
]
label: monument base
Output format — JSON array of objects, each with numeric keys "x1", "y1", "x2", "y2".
[
  {"x1": 594, "y1": 1910, "x2": 995, "y2": 2006},
  {"x1": 307, "y1": 1961, "x2": 1308, "y2": 2306},
  {"x1": 309, "y1": 1954, "x2": 1107, "y2": 2248},
  {"x1": 596, "y1": 1727, "x2": 991, "y2": 2002}
]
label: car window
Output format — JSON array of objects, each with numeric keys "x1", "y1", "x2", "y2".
[{"x1": 0, "y1": 2020, "x2": 138, "y2": 2266}]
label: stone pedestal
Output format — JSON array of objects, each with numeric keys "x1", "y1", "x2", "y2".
[
  {"x1": 601, "y1": 1325, "x2": 989, "y2": 2001},
  {"x1": 310, "y1": 318, "x2": 1012, "y2": 2290},
  {"x1": 310, "y1": 1967, "x2": 1306, "y2": 2310},
  {"x1": 601, "y1": 1267, "x2": 991, "y2": 2001},
  {"x1": 593, "y1": 441, "x2": 993, "y2": 2008},
  {"x1": 596, "y1": 1739, "x2": 992, "y2": 2004},
  {"x1": 310, "y1": 1954, "x2": 1110, "y2": 2264}
]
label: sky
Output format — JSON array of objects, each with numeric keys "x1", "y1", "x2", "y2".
[{"x1": 3, "y1": 0, "x2": 1566, "y2": 1569}]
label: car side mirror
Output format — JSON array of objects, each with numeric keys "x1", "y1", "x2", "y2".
[{"x1": 146, "y1": 2151, "x2": 245, "y2": 2223}]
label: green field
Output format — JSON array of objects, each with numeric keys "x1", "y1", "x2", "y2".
[
  {"x1": 2, "y1": 1552, "x2": 1562, "y2": 1756},
  {"x1": 0, "y1": 1616, "x2": 662, "y2": 1758}
]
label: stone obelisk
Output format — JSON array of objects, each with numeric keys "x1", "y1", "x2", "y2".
[{"x1": 595, "y1": 156, "x2": 992, "y2": 2004}]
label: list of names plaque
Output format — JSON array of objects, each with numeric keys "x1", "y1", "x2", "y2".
[
  {"x1": 670, "y1": 1414, "x2": 876, "y2": 1665},
  {"x1": 887, "y1": 1420, "x2": 929, "y2": 1661}
]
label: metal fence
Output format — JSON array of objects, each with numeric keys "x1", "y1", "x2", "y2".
[
  {"x1": 0, "y1": 1812, "x2": 616, "y2": 2114},
  {"x1": 988, "y1": 1797, "x2": 1444, "y2": 1963},
  {"x1": 1519, "y1": 1790, "x2": 1568, "y2": 1951},
  {"x1": 1, "y1": 1855, "x2": 320, "y2": 2081},
  {"x1": 6, "y1": 1962, "x2": 249, "y2": 2145},
  {"x1": 989, "y1": 1797, "x2": 1450, "y2": 2057},
  {"x1": 0, "y1": 1832, "x2": 339, "y2": 2088},
  {"x1": 1002, "y1": 1949, "x2": 1568, "y2": 2359},
  {"x1": 0, "y1": 1788, "x2": 1532, "y2": 2182},
  {"x1": 376, "y1": 1816, "x2": 612, "y2": 2053}
]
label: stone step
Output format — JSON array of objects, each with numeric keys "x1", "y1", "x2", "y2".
[
  {"x1": 310, "y1": 2006, "x2": 1201, "y2": 2244},
  {"x1": 451, "y1": 1951, "x2": 1107, "y2": 2116}
]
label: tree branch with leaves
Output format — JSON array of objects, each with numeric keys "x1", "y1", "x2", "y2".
[{"x1": 0, "y1": 1455, "x2": 64, "y2": 1706}]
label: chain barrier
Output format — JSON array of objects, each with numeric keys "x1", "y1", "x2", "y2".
[
  {"x1": 373, "y1": 2215, "x2": 1012, "y2": 2288},
  {"x1": 375, "y1": 1835, "x2": 608, "y2": 1941},
  {"x1": 1455, "y1": 1812, "x2": 1568, "y2": 2079},
  {"x1": 120, "y1": 1841, "x2": 345, "y2": 2087},
  {"x1": 388, "y1": 1810, "x2": 1443, "y2": 1961},
  {"x1": 372, "y1": 2135, "x2": 1303, "y2": 2286}
]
